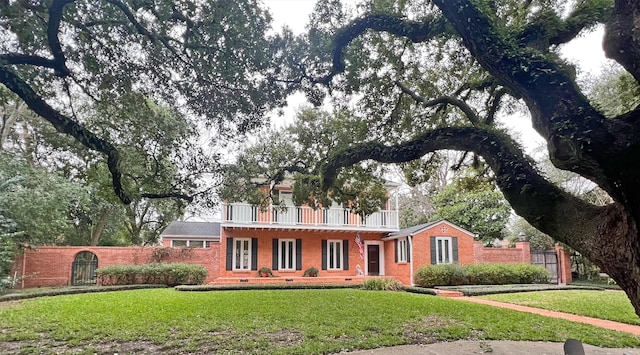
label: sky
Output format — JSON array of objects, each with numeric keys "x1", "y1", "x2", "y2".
[{"x1": 262, "y1": 0, "x2": 614, "y2": 153}]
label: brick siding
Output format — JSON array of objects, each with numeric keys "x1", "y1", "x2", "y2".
[{"x1": 14, "y1": 246, "x2": 220, "y2": 288}]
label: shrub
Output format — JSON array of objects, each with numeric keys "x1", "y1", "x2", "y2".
[
  {"x1": 414, "y1": 263, "x2": 550, "y2": 287},
  {"x1": 303, "y1": 267, "x2": 319, "y2": 277},
  {"x1": 257, "y1": 266, "x2": 274, "y2": 277},
  {"x1": 97, "y1": 263, "x2": 208, "y2": 286},
  {"x1": 362, "y1": 277, "x2": 402, "y2": 291},
  {"x1": 414, "y1": 265, "x2": 452, "y2": 287}
]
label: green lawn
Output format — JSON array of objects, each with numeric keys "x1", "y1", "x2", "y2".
[
  {"x1": 481, "y1": 290, "x2": 640, "y2": 325},
  {"x1": 1, "y1": 289, "x2": 639, "y2": 354}
]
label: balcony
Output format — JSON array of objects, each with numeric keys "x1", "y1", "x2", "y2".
[{"x1": 221, "y1": 203, "x2": 399, "y2": 231}]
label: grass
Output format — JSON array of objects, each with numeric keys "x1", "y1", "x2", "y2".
[
  {"x1": 1, "y1": 289, "x2": 639, "y2": 354},
  {"x1": 481, "y1": 290, "x2": 640, "y2": 325}
]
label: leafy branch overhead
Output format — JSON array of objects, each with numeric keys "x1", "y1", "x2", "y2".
[
  {"x1": 220, "y1": 108, "x2": 389, "y2": 217},
  {"x1": 301, "y1": 0, "x2": 640, "y2": 316},
  {"x1": 0, "y1": 0, "x2": 292, "y2": 204}
]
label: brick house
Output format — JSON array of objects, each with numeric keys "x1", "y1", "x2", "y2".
[{"x1": 13, "y1": 181, "x2": 571, "y2": 288}]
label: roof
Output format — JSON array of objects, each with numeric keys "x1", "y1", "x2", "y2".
[
  {"x1": 384, "y1": 219, "x2": 476, "y2": 239},
  {"x1": 385, "y1": 221, "x2": 439, "y2": 239},
  {"x1": 161, "y1": 221, "x2": 221, "y2": 238}
]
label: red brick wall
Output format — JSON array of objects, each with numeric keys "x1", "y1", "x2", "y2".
[
  {"x1": 474, "y1": 241, "x2": 531, "y2": 264},
  {"x1": 556, "y1": 244, "x2": 573, "y2": 284},
  {"x1": 15, "y1": 246, "x2": 220, "y2": 288},
  {"x1": 220, "y1": 228, "x2": 385, "y2": 278},
  {"x1": 383, "y1": 239, "x2": 411, "y2": 284}
]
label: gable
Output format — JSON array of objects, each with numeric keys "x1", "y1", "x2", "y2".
[{"x1": 385, "y1": 219, "x2": 476, "y2": 240}]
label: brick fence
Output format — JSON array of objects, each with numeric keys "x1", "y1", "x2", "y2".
[
  {"x1": 473, "y1": 241, "x2": 531, "y2": 264},
  {"x1": 12, "y1": 246, "x2": 220, "y2": 288}
]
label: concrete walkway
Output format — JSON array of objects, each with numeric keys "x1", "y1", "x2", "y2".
[{"x1": 456, "y1": 297, "x2": 640, "y2": 336}]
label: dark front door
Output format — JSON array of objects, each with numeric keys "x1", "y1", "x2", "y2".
[{"x1": 367, "y1": 245, "x2": 380, "y2": 276}]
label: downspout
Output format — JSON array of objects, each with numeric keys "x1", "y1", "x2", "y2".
[
  {"x1": 21, "y1": 247, "x2": 26, "y2": 288},
  {"x1": 394, "y1": 194, "x2": 399, "y2": 228},
  {"x1": 408, "y1": 234, "x2": 414, "y2": 286}
]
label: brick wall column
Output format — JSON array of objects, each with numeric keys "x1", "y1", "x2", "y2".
[
  {"x1": 473, "y1": 241, "x2": 484, "y2": 263},
  {"x1": 555, "y1": 244, "x2": 572, "y2": 284},
  {"x1": 515, "y1": 242, "x2": 531, "y2": 263}
]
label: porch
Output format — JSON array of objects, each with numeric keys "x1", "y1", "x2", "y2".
[{"x1": 222, "y1": 203, "x2": 399, "y2": 231}]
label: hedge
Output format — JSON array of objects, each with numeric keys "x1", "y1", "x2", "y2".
[
  {"x1": 414, "y1": 263, "x2": 550, "y2": 287},
  {"x1": 96, "y1": 263, "x2": 208, "y2": 286}
]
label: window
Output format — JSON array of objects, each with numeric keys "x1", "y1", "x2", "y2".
[
  {"x1": 189, "y1": 240, "x2": 204, "y2": 248},
  {"x1": 435, "y1": 237, "x2": 452, "y2": 264},
  {"x1": 278, "y1": 239, "x2": 296, "y2": 270},
  {"x1": 398, "y1": 238, "x2": 408, "y2": 262},
  {"x1": 171, "y1": 240, "x2": 211, "y2": 248},
  {"x1": 233, "y1": 238, "x2": 252, "y2": 270},
  {"x1": 172, "y1": 240, "x2": 187, "y2": 247},
  {"x1": 327, "y1": 240, "x2": 343, "y2": 270}
]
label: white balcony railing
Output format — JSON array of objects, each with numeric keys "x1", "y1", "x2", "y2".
[{"x1": 222, "y1": 203, "x2": 399, "y2": 230}]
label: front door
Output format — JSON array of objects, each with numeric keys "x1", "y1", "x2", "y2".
[{"x1": 367, "y1": 245, "x2": 380, "y2": 276}]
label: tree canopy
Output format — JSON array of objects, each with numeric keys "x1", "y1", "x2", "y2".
[
  {"x1": 0, "y1": 0, "x2": 292, "y2": 204},
  {"x1": 295, "y1": 0, "x2": 640, "y2": 315}
]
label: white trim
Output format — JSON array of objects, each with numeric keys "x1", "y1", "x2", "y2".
[
  {"x1": 326, "y1": 240, "x2": 343, "y2": 270},
  {"x1": 385, "y1": 220, "x2": 475, "y2": 239},
  {"x1": 170, "y1": 239, "x2": 212, "y2": 248},
  {"x1": 408, "y1": 235, "x2": 414, "y2": 286},
  {"x1": 278, "y1": 239, "x2": 296, "y2": 270},
  {"x1": 364, "y1": 240, "x2": 384, "y2": 276},
  {"x1": 398, "y1": 238, "x2": 408, "y2": 262},
  {"x1": 435, "y1": 236, "x2": 453, "y2": 264},
  {"x1": 232, "y1": 238, "x2": 252, "y2": 270}
]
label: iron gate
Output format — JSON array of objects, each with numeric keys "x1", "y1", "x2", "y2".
[
  {"x1": 531, "y1": 251, "x2": 558, "y2": 283},
  {"x1": 71, "y1": 252, "x2": 98, "y2": 286}
]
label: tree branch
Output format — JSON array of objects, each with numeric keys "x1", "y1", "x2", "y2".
[
  {"x1": 317, "y1": 14, "x2": 450, "y2": 84},
  {"x1": 395, "y1": 81, "x2": 480, "y2": 126},
  {"x1": 0, "y1": 65, "x2": 131, "y2": 204},
  {"x1": 431, "y1": 0, "x2": 640, "y2": 215},
  {"x1": 47, "y1": 0, "x2": 74, "y2": 76},
  {"x1": 517, "y1": 0, "x2": 613, "y2": 49},
  {"x1": 321, "y1": 126, "x2": 608, "y2": 253},
  {"x1": 604, "y1": 0, "x2": 640, "y2": 82}
]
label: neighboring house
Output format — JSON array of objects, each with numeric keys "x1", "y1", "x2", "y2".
[{"x1": 161, "y1": 221, "x2": 221, "y2": 248}]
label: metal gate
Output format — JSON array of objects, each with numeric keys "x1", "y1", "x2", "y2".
[
  {"x1": 71, "y1": 252, "x2": 98, "y2": 286},
  {"x1": 531, "y1": 251, "x2": 558, "y2": 283}
]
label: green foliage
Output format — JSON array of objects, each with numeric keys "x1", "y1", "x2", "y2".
[
  {"x1": 303, "y1": 267, "x2": 320, "y2": 277},
  {"x1": 414, "y1": 263, "x2": 550, "y2": 287},
  {"x1": 362, "y1": 277, "x2": 403, "y2": 291},
  {"x1": 257, "y1": 267, "x2": 274, "y2": 277},
  {"x1": 432, "y1": 175, "x2": 510, "y2": 242},
  {"x1": 96, "y1": 263, "x2": 208, "y2": 287},
  {"x1": 589, "y1": 66, "x2": 640, "y2": 117},
  {"x1": 221, "y1": 108, "x2": 390, "y2": 217},
  {"x1": 509, "y1": 216, "x2": 556, "y2": 251}
]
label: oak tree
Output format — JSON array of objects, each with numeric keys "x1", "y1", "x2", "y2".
[{"x1": 306, "y1": 0, "x2": 640, "y2": 314}]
